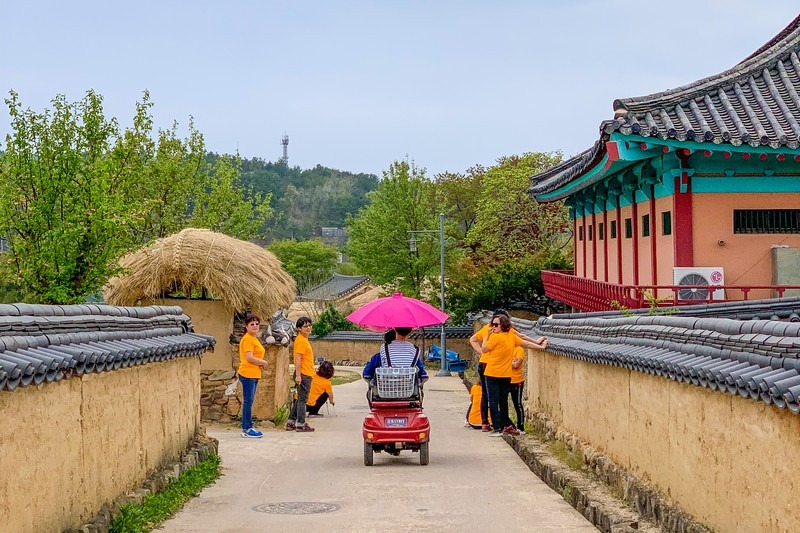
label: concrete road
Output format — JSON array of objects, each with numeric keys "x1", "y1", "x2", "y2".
[{"x1": 161, "y1": 370, "x2": 593, "y2": 533}]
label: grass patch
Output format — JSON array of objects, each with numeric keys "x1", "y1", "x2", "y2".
[
  {"x1": 331, "y1": 370, "x2": 361, "y2": 386},
  {"x1": 547, "y1": 441, "x2": 586, "y2": 472},
  {"x1": 272, "y1": 403, "x2": 290, "y2": 427},
  {"x1": 109, "y1": 454, "x2": 221, "y2": 533}
]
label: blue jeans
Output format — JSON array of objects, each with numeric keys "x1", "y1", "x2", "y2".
[{"x1": 238, "y1": 374, "x2": 259, "y2": 430}]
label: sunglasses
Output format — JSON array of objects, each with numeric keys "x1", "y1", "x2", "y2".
[{"x1": 490, "y1": 322, "x2": 500, "y2": 327}]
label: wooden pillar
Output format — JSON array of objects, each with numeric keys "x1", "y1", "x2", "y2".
[
  {"x1": 591, "y1": 210, "x2": 598, "y2": 280},
  {"x1": 632, "y1": 196, "x2": 640, "y2": 285},
  {"x1": 616, "y1": 196, "x2": 623, "y2": 284},
  {"x1": 582, "y1": 213, "x2": 587, "y2": 278}
]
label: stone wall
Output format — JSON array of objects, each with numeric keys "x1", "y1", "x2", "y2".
[
  {"x1": 0, "y1": 357, "x2": 200, "y2": 533},
  {"x1": 526, "y1": 350, "x2": 800, "y2": 532},
  {"x1": 200, "y1": 344, "x2": 291, "y2": 422}
]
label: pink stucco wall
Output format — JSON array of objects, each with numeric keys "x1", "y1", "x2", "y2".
[{"x1": 693, "y1": 192, "x2": 800, "y2": 300}]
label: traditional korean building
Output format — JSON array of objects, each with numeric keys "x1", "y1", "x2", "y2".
[{"x1": 530, "y1": 15, "x2": 800, "y2": 312}]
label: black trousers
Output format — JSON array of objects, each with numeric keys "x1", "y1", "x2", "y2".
[
  {"x1": 485, "y1": 375, "x2": 512, "y2": 431},
  {"x1": 510, "y1": 381, "x2": 524, "y2": 430},
  {"x1": 307, "y1": 392, "x2": 329, "y2": 415}
]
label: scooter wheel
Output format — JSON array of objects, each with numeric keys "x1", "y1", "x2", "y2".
[
  {"x1": 419, "y1": 442, "x2": 429, "y2": 465},
  {"x1": 364, "y1": 441, "x2": 373, "y2": 466}
]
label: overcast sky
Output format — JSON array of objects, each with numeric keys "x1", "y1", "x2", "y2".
[{"x1": 1, "y1": 1, "x2": 797, "y2": 177}]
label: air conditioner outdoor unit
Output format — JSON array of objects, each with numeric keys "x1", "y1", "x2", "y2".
[{"x1": 673, "y1": 267, "x2": 725, "y2": 301}]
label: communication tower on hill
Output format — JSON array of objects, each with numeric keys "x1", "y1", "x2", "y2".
[{"x1": 280, "y1": 134, "x2": 289, "y2": 165}]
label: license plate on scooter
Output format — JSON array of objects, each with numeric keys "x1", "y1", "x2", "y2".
[{"x1": 385, "y1": 417, "x2": 408, "y2": 427}]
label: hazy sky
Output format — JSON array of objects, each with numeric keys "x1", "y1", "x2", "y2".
[{"x1": 1, "y1": 1, "x2": 798, "y2": 177}]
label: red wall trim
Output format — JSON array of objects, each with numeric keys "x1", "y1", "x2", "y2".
[
  {"x1": 616, "y1": 198, "x2": 623, "y2": 283},
  {"x1": 582, "y1": 214, "x2": 587, "y2": 277},
  {"x1": 603, "y1": 208, "x2": 609, "y2": 282},
  {"x1": 592, "y1": 208, "x2": 598, "y2": 279},
  {"x1": 650, "y1": 186, "x2": 657, "y2": 285},
  {"x1": 632, "y1": 199, "x2": 640, "y2": 285}
]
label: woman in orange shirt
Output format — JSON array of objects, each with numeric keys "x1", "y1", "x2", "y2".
[
  {"x1": 481, "y1": 314, "x2": 547, "y2": 436},
  {"x1": 238, "y1": 314, "x2": 269, "y2": 438}
]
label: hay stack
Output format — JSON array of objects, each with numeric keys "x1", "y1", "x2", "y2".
[{"x1": 104, "y1": 228, "x2": 296, "y2": 318}]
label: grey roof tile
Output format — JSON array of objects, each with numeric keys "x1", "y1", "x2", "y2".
[{"x1": 0, "y1": 304, "x2": 215, "y2": 392}]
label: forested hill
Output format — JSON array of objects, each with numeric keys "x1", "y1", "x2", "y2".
[{"x1": 207, "y1": 153, "x2": 379, "y2": 241}]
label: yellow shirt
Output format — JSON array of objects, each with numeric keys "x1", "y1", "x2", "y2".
[
  {"x1": 238, "y1": 333, "x2": 265, "y2": 379},
  {"x1": 482, "y1": 331, "x2": 522, "y2": 378},
  {"x1": 468, "y1": 384, "x2": 490, "y2": 425},
  {"x1": 307, "y1": 376, "x2": 333, "y2": 406},
  {"x1": 294, "y1": 334, "x2": 315, "y2": 377},
  {"x1": 476, "y1": 324, "x2": 520, "y2": 363},
  {"x1": 510, "y1": 346, "x2": 525, "y2": 384}
]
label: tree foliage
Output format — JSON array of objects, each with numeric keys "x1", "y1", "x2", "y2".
[
  {"x1": 311, "y1": 303, "x2": 361, "y2": 337},
  {"x1": 228, "y1": 157, "x2": 379, "y2": 240},
  {"x1": 466, "y1": 152, "x2": 570, "y2": 265},
  {"x1": 346, "y1": 159, "x2": 446, "y2": 297},
  {"x1": 0, "y1": 90, "x2": 271, "y2": 303},
  {"x1": 445, "y1": 255, "x2": 572, "y2": 322},
  {"x1": 267, "y1": 239, "x2": 338, "y2": 291}
]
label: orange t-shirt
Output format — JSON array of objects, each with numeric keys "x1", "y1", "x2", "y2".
[
  {"x1": 238, "y1": 333, "x2": 265, "y2": 379},
  {"x1": 482, "y1": 331, "x2": 522, "y2": 378},
  {"x1": 510, "y1": 346, "x2": 525, "y2": 384},
  {"x1": 468, "y1": 384, "x2": 490, "y2": 425},
  {"x1": 307, "y1": 376, "x2": 333, "y2": 406},
  {"x1": 294, "y1": 334, "x2": 315, "y2": 376},
  {"x1": 476, "y1": 324, "x2": 520, "y2": 363}
]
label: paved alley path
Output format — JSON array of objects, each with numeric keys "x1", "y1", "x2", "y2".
[{"x1": 161, "y1": 371, "x2": 593, "y2": 533}]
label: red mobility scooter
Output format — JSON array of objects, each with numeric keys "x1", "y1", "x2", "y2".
[{"x1": 363, "y1": 366, "x2": 430, "y2": 466}]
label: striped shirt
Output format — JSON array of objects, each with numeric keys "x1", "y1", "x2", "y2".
[{"x1": 379, "y1": 340, "x2": 419, "y2": 368}]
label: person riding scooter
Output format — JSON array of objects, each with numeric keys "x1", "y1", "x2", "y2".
[{"x1": 363, "y1": 328, "x2": 428, "y2": 404}]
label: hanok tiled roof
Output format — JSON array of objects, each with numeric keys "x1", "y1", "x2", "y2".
[
  {"x1": 530, "y1": 15, "x2": 800, "y2": 199},
  {"x1": 0, "y1": 304, "x2": 215, "y2": 392},
  {"x1": 298, "y1": 274, "x2": 373, "y2": 301}
]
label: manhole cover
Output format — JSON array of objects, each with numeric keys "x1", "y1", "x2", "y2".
[{"x1": 252, "y1": 502, "x2": 340, "y2": 514}]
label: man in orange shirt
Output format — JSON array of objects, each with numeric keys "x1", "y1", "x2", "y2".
[{"x1": 287, "y1": 316, "x2": 316, "y2": 432}]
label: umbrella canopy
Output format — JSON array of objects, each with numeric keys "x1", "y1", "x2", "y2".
[{"x1": 346, "y1": 292, "x2": 449, "y2": 332}]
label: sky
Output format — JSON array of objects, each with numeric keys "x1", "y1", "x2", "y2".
[{"x1": 1, "y1": 1, "x2": 798, "y2": 177}]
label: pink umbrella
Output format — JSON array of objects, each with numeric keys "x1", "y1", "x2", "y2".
[{"x1": 346, "y1": 292, "x2": 449, "y2": 332}]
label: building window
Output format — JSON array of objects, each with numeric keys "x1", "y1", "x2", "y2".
[
  {"x1": 578, "y1": 226, "x2": 584, "y2": 241},
  {"x1": 733, "y1": 209, "x2": 800, "y2": 234},
  {"x1": 0, "y1": 237, "x2": 9, "y2": 252},
  {"x1": 588, "y1": 225, "x2": 594, "y2": 241},
  {"x1": 625, "y1": 218, "x2": 632, "y2": 239},
  {"x1": 610, "y1": 220, "x2": 617, "y2": 239},
  {"x1": 642, "y1": 214, "x2": 650, "y2": 237},
  {"x1": 662, "y1": 211, "x2": 672, "y2": 235},
  {"x1": 599, "y1": 222, "x2": 605, "y2": 240}
]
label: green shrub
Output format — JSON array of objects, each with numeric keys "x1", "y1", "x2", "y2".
[
  {"x1": 109, "y1": 454, "x2": 221, "y2": 533},
  {"x1": 313, "y1": 304, "x2": 360, "y2": 337}
]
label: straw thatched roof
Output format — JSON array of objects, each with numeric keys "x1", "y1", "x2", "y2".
[{"x1": 104, "y1": 228, "x2": 296, "y2": 318}]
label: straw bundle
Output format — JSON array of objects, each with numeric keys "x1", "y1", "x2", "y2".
[{"x1": 104, "y1": 228, "x2": 296, "y2": 318}]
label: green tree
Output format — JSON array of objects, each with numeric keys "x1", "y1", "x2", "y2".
[
  {"x1": 312, "y1": 303, "x2": 361, "y2": 337},
  {"x1": 346, "y1": 159, "x2": 442, "y2": 297},
  {"x1": 445, "y1": 255, "x2": 572, "y2": 322},
  {"x1": 0, "y1": 90, "x2": 273, "y2": 303},
  {"x1": 0, "y1": 90, "x2": 137, "y2": 302},
  {"x1": 466, "y1": 152, "x2": 570, "y2": 265},
  {"x1": 434, "y1": 165, "x2": 485, "y2": 249},
  {"x1": 189, "y1": 155, "x2": 273, "y2": 239},
  {"x1": 267, "y1": 239, "x2": 338, "y2": 291}
]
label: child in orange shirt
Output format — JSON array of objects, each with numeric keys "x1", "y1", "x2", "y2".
[
  {"x1": 307, "y1": 361, "x2": 335, "y2": 416},
  {"x1": 465, "y1": 381, "x2": 490, "y2": 429}
]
